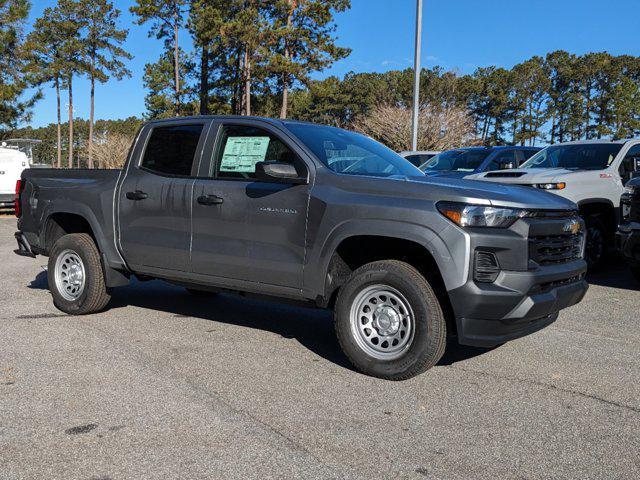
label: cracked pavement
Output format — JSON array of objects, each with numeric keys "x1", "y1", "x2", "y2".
[{"x1": 1, "y1": 218, "x2": 639, "y2": 479}]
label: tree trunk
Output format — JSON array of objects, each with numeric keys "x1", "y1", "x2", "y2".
[
  {"x1": 243, "y1": 45, "x2": 251, "y2": 116},
  {"x1": 280, "y1": 76, "x2": 289, "y2": 119},
  {"x1": 55, "y1": 77, "x2": 62, "y2": 168},
  {"x1": 584, "y1": 87, "x2": 591, "y2": 140},
  {"x1": 280, "y1": 2, "x2": 295, "y2": 119},
  {"x1": 199, "y1": 45, "x2": 209, "y2": 115},
  {"x1": 231, "y1": 49, "x2": 241, "y2": 115},
  {"x1": 173, "y1": 13, "x2": 180, "y2": 115},
  {"x1": 88, "y1": 62, "x2": 95, "y2": 169},
  {"x1": 68, "y1": 75, "x2": 73, "y2": 169}
]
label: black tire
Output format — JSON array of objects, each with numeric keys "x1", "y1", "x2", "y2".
[
  {"x1": 334, "y1": 260, "x2": 447, "y2": 380},
  {"x1": 185, "y1": 288, "x2": 219, "y2": 297},
  {"x1": 632, "y1": 265, "x2": 640, "y2": 284},
  {"x1": 48, "y1": 233, "x2": 111, "y2": 315},
  {"x1": 585, "y1": 216, "x2": 607, "y2": 271}
]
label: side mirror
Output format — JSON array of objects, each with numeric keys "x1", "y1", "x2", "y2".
[
  {"x1": 620, "y1": 156, "x2": 636, "y2": 180},
  {"x1": 255, "y1": 162, "x2": 307, "y2": 184},
  {"x1": 499, "y1": 161, "x2": 516, "y2": 170}
]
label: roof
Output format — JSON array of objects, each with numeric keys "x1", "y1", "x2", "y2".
[
  {"x1": 398, "y1": 150, "x2": 440, "y2": 156},
  {"x1": 549, "y1": 138, "x2": 638, "y2": 146},
  {"x1": 147, "y1": 115, "x2": 317, "y2": 128}
]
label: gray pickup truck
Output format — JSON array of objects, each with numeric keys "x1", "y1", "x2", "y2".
[{"x1": 15, "y1": 116, "x2": 588, "y2": 379}]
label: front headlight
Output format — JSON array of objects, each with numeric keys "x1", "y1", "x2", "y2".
[
  {"x1": 437, "y1": 202, "x2": 528, "y2": 228},
  {"x1": 624, "y1": 185, "x2": 636, "y2": 195},
  {"x1": 534, "y1": 182, "x2": 566, "y2": 190}
]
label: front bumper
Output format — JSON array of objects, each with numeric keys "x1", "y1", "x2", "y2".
[
  {"x1": 449, "y1": 258, "x2": 588, "y2": 348},
  {"x1": 616, "y1": 223, "x2": 640, "y2": 264}
]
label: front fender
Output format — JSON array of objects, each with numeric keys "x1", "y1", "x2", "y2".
[{"x1": 304, "y1": 217, "x2": 470, "y2": 299}]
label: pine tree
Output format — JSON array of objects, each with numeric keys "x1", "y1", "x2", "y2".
[
  {"x1": 269, "y1": 0, "x2": 351, "y2": 119},
  {"x1": 80, "y1": 0, "x2": 132, "y2": 168},
  {"x1": 131, "y1": 0, "x2": 189, "y2": 116},
  {"x1": 0, "y1": 0, "x2": 38, "y2": 130},
  {"x1": 143, "y1": 48, "x2": 198, "y2": 118},
  {"x1": 24, "y1": 7, "x2": 66, "y2": 166},
  {"x1": 50, "y1": 0, "x2": 85, "y2": 168}
]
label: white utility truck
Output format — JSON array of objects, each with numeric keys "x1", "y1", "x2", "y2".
[
  {"x1": 0, "y1": 142, "x2": 31, "y2": 210},
  {"x1": 466, "y1": 139, "x2": 640, "y2": 268}
]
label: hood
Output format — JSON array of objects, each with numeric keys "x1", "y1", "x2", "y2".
[
  {"x1": 404, "y1": 175, "x2": 577, "y2": 210},
  {"x1": 466, "y1": 168, "x2": 575, "y2": 184}
]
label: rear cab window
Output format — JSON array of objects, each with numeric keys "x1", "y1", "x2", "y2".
[{"x1": 140, "y1": 124, "x2": 204, "y2": 176}]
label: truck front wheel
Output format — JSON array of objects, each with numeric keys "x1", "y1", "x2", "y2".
[
  {"x1": 48, "y1": 233, "x2": 111, "y2": 315},
  {"x1": 585, "y1": 216, "x2": 607, "y2": 270},
  {"x1": 334, "y1": 260, "x2": 447, "y2": 380}
]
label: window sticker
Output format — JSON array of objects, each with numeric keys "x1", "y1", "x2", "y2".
[{"x1": 219, "y1": 136, "x2": 270, "y2": 173}]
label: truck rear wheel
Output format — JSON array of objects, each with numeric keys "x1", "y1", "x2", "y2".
[
  {"x1": 185, "y1": 288, "x2": 219, "y2": 297},
  {"x1": 334, "y1": 260, "x2": 447, "y2": 380},
  {"x1": 48, "y1": 233, "x2": 111, "y2": 315},
  {"x1": 632, "y1": 265, "x2": 640, "y2": 284},
  {"x1": 585, "y1": 216, "x2": 607, "y2": 270}
]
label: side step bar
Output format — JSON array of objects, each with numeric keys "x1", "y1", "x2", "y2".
[{"x1": 14, "y1": 231, "x2": 36, "y2": 258}]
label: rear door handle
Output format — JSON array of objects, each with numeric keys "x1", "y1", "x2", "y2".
[
  {"x1": 197, "y1": 194, "x2": 224, "y2": 205},
  {"x1": 126, "y1": 190, "x2": 148, "y2": 201}
]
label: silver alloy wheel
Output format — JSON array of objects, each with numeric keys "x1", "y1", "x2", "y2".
[
  {"x1": 349, "y1": 284, "x2": 415, "y2": 360},
  {"x1": 54, "y1": 249, "x2": 86, "y2": 301}
]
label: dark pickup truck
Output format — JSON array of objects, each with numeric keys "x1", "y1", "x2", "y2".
[
  {"x1": 617, "y1": 177, "x2": 640, "y2": 283},
  {"x1": 15, "y1": 116, "x2": 588, "y2": 379}
]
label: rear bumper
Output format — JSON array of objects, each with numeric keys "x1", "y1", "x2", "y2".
[
  {"x1": 616, "y1": 224, "x2": 640, "y2": 264},
  {"x1": 0, "y1": 193, "x2": 14, "y2": 207},
  {"x1": 449, "y1": 260, "x2": 588, "y2": 347}
]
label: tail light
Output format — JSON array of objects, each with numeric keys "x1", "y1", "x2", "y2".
[{"x1": 15, "y1": 180, "x2": 22, "y2": 218}]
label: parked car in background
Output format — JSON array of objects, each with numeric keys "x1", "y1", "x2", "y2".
[
  {"x1": 0, "y1": 142, "x2": 31, "y2": 209},
  {"x1": 616, "y1": 176, "x2": 640, "y2": 283},
  {"x1": 15, "y1": 116, "x2": 587, "y2": 380},
  {"x1": 398, "y1": 150, "x2": 440, "y2": 167},
  {"x1": 466, "y1": 139, "x2": 640, "y2": 269},
  {"x1": 418, "y1": 146, "x2": 540, "y2": 178}
]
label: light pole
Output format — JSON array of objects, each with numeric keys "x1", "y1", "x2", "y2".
[{"x1": 411, "y1": 0, "x2": 423, "y2": 151}]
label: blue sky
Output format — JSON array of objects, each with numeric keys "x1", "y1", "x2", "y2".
[{"x1": 24, "y1": 0, "x2": 640, "y2": 128}]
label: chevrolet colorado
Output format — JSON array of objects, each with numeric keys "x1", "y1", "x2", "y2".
[
  {"x1": 14, "y1": 116, "x2": 588, "y2": 379},
  {"x1": 466, "y1": 139, "x2": 640, "y2": 268}
]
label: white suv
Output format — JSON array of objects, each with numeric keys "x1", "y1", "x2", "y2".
[{"x1": 466, "y1": 139, "x2": 640, "y2": 268}]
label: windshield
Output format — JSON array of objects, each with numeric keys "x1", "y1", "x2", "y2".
[
  {"x1": 285, "y1": 123, "x2": 422, "y2": 178},
  {"x1": 420, "y1": 149, "x2": 491, "y2": 172},
  {"x1": 521, "y1": 144, "x2": 623, "y2": 170}
]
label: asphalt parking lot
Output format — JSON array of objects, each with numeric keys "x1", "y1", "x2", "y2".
[{"x1": 0, "y1": 216, "x2": 639, "y2": 480}]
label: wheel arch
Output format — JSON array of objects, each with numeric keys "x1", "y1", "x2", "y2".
[
  {"x1": 577, "y1": 198, "x2": 618, "y2": 233},
  {"x1": 41, "y1": 208, "x2": 129, "y2": 288},
  {"x1": 317, "y1": 230, "x2": 456, "y2": 336}
]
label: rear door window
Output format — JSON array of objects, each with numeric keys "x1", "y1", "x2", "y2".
[{"x1": 140, "y1": 124, "x2": 204, "y2": 176}]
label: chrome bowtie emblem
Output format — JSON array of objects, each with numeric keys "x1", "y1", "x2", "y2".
[{"x1": 563, "y1": 219, "x2": 582, "y2": 235}]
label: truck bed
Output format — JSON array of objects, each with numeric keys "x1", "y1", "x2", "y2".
[{"x1": 18, "y1": 168, "x2": 123, "y2": 268}]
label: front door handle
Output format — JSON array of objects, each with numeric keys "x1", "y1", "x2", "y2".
[
  {"x1": 126, "y1": 190, "x2": 148, "y2": 201},
  {"x1": 197, "y1": 194, "x2": 224, "y2": 206}
]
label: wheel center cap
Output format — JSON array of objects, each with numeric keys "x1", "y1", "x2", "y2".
[
  {"x1": 373, "y1": 306, "x2": 400, "y2": 336},
  {"x1": 69, "y1": 265, "x2": 83, "y2": 284}
]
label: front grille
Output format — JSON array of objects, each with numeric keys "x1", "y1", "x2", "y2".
[
  {"x1": 530, "y1": 274, "x2": 584, "y2": 294},
  {"x1": 529, "y1": 233, "x2": 584, "y2": 265},
  {"x1": 484, "y1": 171, "x2": 527, "y2": 178}
]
